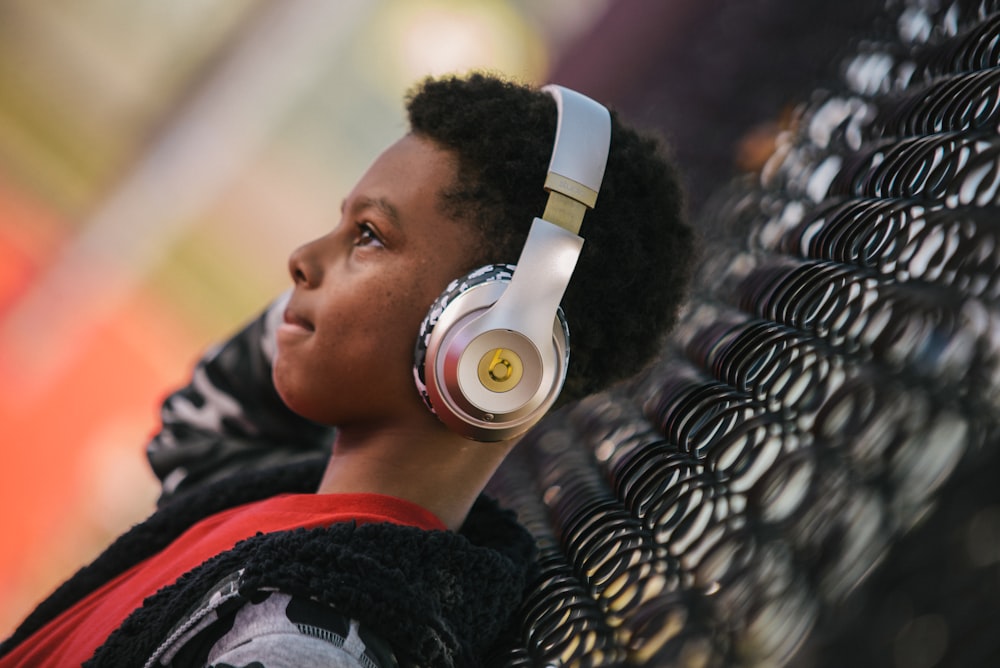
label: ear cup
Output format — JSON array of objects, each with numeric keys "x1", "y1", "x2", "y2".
[{"x1": 413, "y1": 263, "x2": 570, "y2": 440}]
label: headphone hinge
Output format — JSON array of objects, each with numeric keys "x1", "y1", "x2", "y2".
[{"x1": 541, "y1": 189, "x2": 587, "y2": 235}]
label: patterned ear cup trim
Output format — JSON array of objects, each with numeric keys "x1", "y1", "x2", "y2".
[
  {"x1": 413, "y1": 264, "x2": 515, "y2": 414},
  {"x1": 413, "y1": 263, "x2": 570, "y2": 416}
]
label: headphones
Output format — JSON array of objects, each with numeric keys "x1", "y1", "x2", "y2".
[{"x1": 413, "y1": 84, "x2": 611, "y2": 441}]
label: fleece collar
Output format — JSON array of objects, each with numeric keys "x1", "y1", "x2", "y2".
[{"x1": 2, "y1": 457, "x2": 536, "y2": 668}]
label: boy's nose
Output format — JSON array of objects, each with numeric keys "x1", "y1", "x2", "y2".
[{"x1": 287, "y1": 241, "x2": 320, "y2": 287}]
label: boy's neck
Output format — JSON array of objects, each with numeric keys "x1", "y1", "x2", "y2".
[{"x1": 315, "y1": 423, "x2": 516, "y2": 531}]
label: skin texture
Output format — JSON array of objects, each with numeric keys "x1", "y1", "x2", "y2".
[{"x1": 273, "y1": 133, "x2": 515, "y2": 530}]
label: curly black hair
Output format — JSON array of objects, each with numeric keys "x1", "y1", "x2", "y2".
[{"x1": 406, "y1": 73, "x2": 696, "y2": 402}]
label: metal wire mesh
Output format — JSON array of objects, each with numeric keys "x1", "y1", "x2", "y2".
[{"x1": 487, "y1": 0, "x2": 1000, "y2": 665}]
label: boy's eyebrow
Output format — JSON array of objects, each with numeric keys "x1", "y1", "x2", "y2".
[{"x1": 344, "y1": 196, "x2": 401, "y2": 229}]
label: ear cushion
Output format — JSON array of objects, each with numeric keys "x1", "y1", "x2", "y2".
[
  {"x1": 414, "y1": 264, "x2": 516, "y2": 414},
  {"x1": 413, "y1": 263, "x2": 570, "y2": 417}
]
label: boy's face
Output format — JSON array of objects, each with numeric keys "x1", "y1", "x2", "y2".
[{"x1": 273, "y1": 134, "x2": 479, "y2": 429}]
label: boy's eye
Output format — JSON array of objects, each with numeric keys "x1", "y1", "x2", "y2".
[{"x1": 355, "y1": 222, "x2": 384, "y2": 248}]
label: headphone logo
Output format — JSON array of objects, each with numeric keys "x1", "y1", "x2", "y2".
[{"x1": 479, "y1": 347, "x2": 523, "y2": 391}]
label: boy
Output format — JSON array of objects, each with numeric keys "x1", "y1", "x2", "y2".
[{"x1": 0, "y1": 73, "x2": 694, "y2": 667}]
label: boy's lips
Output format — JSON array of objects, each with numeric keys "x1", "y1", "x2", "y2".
[{"x1": 281, "y1": 306, "x2": 314, "y2": 333}]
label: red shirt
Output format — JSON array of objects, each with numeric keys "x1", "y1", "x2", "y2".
[{"x1": 2, "y1": 493, "x2": 444, "y2": 667}]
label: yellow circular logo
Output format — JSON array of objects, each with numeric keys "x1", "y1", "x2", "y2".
[{"x1": 478, "y1": 348, "x2": 523, "y2": 392}]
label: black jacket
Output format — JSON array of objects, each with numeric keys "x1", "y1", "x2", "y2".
[{"x1": 1, "y1": 457, "x2": 536, "y2": 667}]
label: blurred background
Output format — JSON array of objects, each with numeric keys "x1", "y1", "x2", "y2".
[{"x1": 0, "y1": 0, "x2": 881, "y2": 638}]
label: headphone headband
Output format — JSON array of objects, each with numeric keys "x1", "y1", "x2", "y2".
[{"x1": 540, "y1": 85, "x2": 612, "y2": 234}]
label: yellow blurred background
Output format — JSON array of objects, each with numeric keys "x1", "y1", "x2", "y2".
[{"x1": 0, "y1": 0, "x2": 611, "y2": 637}]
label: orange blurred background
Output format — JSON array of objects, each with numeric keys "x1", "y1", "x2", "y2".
[{"x1": 0, "y1": 181, "x2": 195, "y2": 626}]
